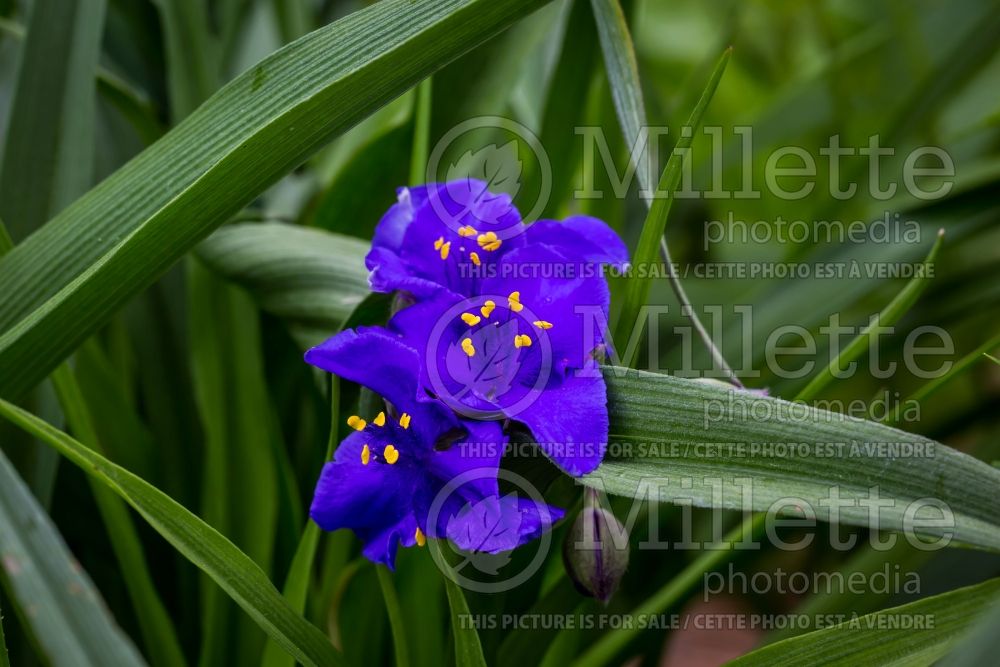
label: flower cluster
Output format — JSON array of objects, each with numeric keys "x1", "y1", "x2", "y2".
[{"x1": 306, "y1": 179, "x2": 628, "y2": 566}]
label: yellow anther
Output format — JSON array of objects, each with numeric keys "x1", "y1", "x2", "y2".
[
  {"x1": 457, "y1": 225, "x2": 477, "y2": 238},
  {"x1": 477, "y1": 231, "x2": 502, "y2": 252},
  {"x1": 461, "y1": 337, "x2": 475, "y2": 357},
  {"x1": 347, "y1": 415, "x2": 366, "y2": 431},
  {"x1": 439, "y1": 241, "x2": 451, "y2": 260},
  {"x1": 507, "y1": 291, "x2": 524, "y2": 313},
  {"x1": 480, "y1": 300, "x2": 496, "y2": 318},
  {"x1": 383, "y1": 444, "x2": 399, "y2": 464},
  {"x1": 414, "y1": 527, "x2": 426, "y2": 547},
  {"x1": 461, "y1": 313, "x2": 481, "y2": 326},
  {"x1": 373, "y1": 411, "x2": 386, "y2": 427},
  {"x1": 360, "y1": 444, "x2": 371, "y2": 465},
  {"x1": 433, "y1": 236, "x2": 444, "y2": 250},
  {"x1": 533, "y1": 320, "x2": 553, "y2": 330},
  {"x1": 469, "y1": 251, "x2": 481, "y2": 267},
  {"x1": 399, "y1": 413, "x2": 411, "y2": 430},
  {"x1": 514, "y1": 334, "x2": 533, "y2": 349}
]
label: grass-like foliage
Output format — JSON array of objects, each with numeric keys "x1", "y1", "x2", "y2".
[{"x1": 0, "y1": 0, "x2": 998, "y2": 665}]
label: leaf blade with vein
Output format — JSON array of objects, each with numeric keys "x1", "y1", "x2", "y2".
[
  {"x1": 0, "y1": 399, "x2": 344, "y2": 667},
  {"x1": 0, "y1": 0, "x2": 553, "y2": 400}
]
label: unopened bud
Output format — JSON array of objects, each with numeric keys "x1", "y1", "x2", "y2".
[{"x1": 562, "y1": 489, "x2": 629, "y2": 604}]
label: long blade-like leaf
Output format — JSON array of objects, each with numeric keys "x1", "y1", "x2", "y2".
[
  {"x1": 0, "y1": 449, "x2": 145, "y2": 666},
  {"x1": 50, "y1": 364, "x2": 186, "y2": 667},
  {"x1": 0, "y1": 0, "x2": 552, "y2": 400},
  {"x1": 188, "y1": 261, "x2": 280, "y2": 666},
  {"x1": 196, "y1": 222, "x2": 369, "y2": 343},
  {"x1": 430, "y1": 541, "x2": 487, "y2": 667},
  {"x1": 729, "y1": 578, "x2": 1000, "y2": 666},
  {"x1": 0, "y1": 0, "x2": 106, "y2": 241},
  {"x1": 0, "y1": 399, "x2": 344, "y2": 667},
  {"x1": 611, "y1": 48, "x2": 731, "y2": 359},
  {"x1": 796, "y1": 229, "x2": 945, "y2": 401},
  {"x1": 589, "y1": 367, "x2": 1000, "y2": 551},
  {"x1": 0, "y1": 596, "x2": 8, "y2": 667}
]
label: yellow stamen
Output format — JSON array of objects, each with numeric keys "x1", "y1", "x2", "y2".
[
  {"x1": 347, "y1": 415, "x2": 366, "y2": 431},
  {"x1": 469, "y1": 251, "x2": 481, "y2": 267},
  {"x1": 373, "y1": 411, "x2": 386, "y2": 427},
  {"x1": 399, "y1": 413, "x2": 411, "y2": 429},
  {"x1": 360, "y1": 444, "x2": 371, "y2": 465},
  {"x1": 514, "y1": 334, "x2": 532, "y2": 349},
  {"x1": 461, "y1": 337, "x2": 475, "y2": 357},
  {"x1": 480, "y1": 300, "x2": 496, "y2": 318},
  {"x1": 507, "y1": 291, "x2": 524, "y2": 312},
  {"x1": 433, "y1": 236, "x2": 444, "y2": 250},
  {"x1": 457, "y1": 225, "x2": 477, "y2": 238},
  {"x1": 533, "y1": 320, "x2": 553, "y2": 330},
  {"x1": 383, "y1": 444, "x2": 399, "y2": 464},
  {"x1": 414, "y1": 527, "x2": 426, "y2": 547},
  {"x1": 461, "y1": 313, "x2": 481, "y2": 326},
  {"x1": 477, "y1": 231, "x2": 502, "y2": 252},
  {"x1": 439, "y1": 241, "x2": 451, "y2": 260}
]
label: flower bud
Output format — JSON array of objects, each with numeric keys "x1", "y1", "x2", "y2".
[{"x1": 562, "y1": 489, "x2": 629, "y2": 604}]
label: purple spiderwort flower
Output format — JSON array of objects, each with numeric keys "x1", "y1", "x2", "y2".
[
  {"x1": 364, "y1": 180, "x2": 628, "y2": 477},
  {"x1": 366, "y1": 179, "x2": 630, "y2": 301},
  {"x1": 385, "y1": 290, "x2": 606, "y2": 476},
  {"x1": 305, "y1": 326, "x2": 563, "y2": 567}
]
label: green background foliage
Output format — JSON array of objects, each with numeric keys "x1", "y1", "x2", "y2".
[{"x1": 0, "y1": 0, "x2": 998, "y2": 665}]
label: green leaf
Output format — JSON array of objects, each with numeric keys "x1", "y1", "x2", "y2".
[
  {"x1": 0, "y1": 399, "x2": 345, "y2": 667},
  {"x1": 765, "y1": 539, "x2": 932, "y2": 644},
  {"x1": 0, "y1": 597, "x2": 8, "y2": 667},
  {"x1": 188, "y1": 260, "x2": 280, "y2": 666},
  {"x1": 536, "y1": 0, "x2": 601, "y2": 217},
  {"x1": 0, "y1": 18, "x2": 162, "y2": 146},
  {"x1": 0, "y1": 448, "x2": 145, "y2": 666},
  {"x1": 588, "y1": 367, "x2": 1000, "y2": 551},
  {"x1": 3, "y1": 193, "x2": 180, "y2": 666},
  {"x1": 888, "y1": 329, "x2": 1000, "y2": 423},
  {"x1": 153, "y1": 0, "x2": 217, "y2": 121},
  {"x1": 588, "y1": 0, "x2": 733, "y2": 375},
  {"x1": 196, "y1": 223, "x2": 370, "y2": 347},
  {"x1": 261, "y1": 376, "x2": 341, "y2": 667},
  {"x1": 260, "y1": 523, "x2": 323, "y2": 667},
  {"x1": 0, "y1": 0, "x2": 553, "y2": 400},
  {"x1": 410, "y1": 78, "x2": 433, "y2": 186},
  {"x1": 611, "y1": 47, "x2": 731, "y2": 361},
  {"x1": 588, "y1": 0, "x2": 651, "y2": 194},
  {"x1": 795, "y1": 229, "x2": 945, "y2": 401},
  {"x1": 729, "y1": 578, "x2": 1000, "y2": 666},
  {"x1": 940, "y1": 587, "x2": 1000, "y2": 666},
  {"x1": 50, "y1": 364, "x2": 186, "y2": 667},
  {"x1": 376, "y1": 565, "x2": 411, "y2": 667},
  {"x1": 431, "y1": 541, "x2": 487, "y2": 667},
  {"x1": 0, "y1": 0, "x2": 106, "y2": 241}
]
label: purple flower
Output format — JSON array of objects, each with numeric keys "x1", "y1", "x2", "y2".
[
  {"x1": 366, "y1": 179, "x2": 629, "y2": 300},
  {"x1": 384, "y1": 248, "x2": 611, "y2": 476},
  {"x1": 363, "y1": 180, "x2": 628, "y2": 478},
  {"x1": 305, "y1": 326, "x2": 563, "y2": 566}
]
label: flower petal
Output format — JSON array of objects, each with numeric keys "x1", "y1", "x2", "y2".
[
  {"x1": 511, "y1": 370, "x2": 608, "y2": 476},
  {"x1": 427, "y1": 419, "x2": 506, "y2": 499},
  {"x1": 304, "y1": 327, "x2": 459, "y2": 444},
  {"x1": 309, "y1": 431, "x2": 417, "y2": 564},
  {"x1": 483, "y1": 244, "x2": 612, "y2": 371},
  {"x1": 388, "y1": 293, "x2": 543, "y2": 418},
  {"x1": 526, "y1": 215, "x2": 629, "y2": 269},
  {"x1": 445, "y1": 493, "x2": 564, "y2": 553},
  {"x1": 366, "y1": 180, "x2": 524, "y2": 298}
]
